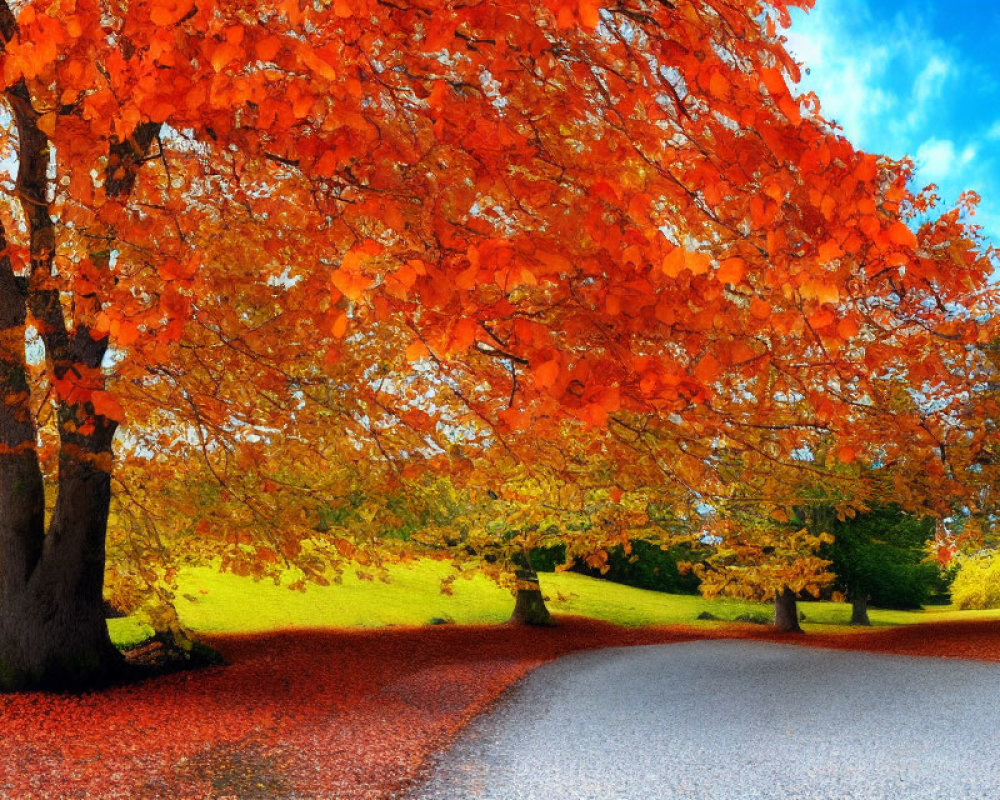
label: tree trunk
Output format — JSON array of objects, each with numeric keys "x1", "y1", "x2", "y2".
[
  {"x1": 0, "y1": 71, "x2": 157, "y2": 690},
  {"x1": 773, "y1": 586, "x2": 804, "y2": 633},
  {"x1": 0, "y1": 226, "x2": 122, "y2": 690},
  {"x1": 508, "y1": 569, "x2": 554, "y2": 626},
  {"x1": 850, "y1": 592, "x2": 871, "y2": 626},
  {"x1": 0, "y1": 427, "x2": 123, "y2": 691}
]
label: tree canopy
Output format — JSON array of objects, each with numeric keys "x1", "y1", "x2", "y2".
[{"x1": 0, "y1": 0, "x2": 995, "y2": 687}]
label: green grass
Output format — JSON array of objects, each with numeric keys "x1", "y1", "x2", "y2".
[
  {"x1": 796, "y1": 600, "x2": 1000, "y2": 627},
  {"x1": 107, "y1": 616, "x2": 161, "y2": 648},
  {"x1": 106, "y1": 558, "x2": 1000, "y2": 647},
  {"x1": 173, "y1": 560, "x2": 517, "y2": 633}
]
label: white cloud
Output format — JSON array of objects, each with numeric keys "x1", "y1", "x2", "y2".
[
  {"x1": 905, "y1": 55, "x2": 953, "y2": 132},
  {"x1": 785, "y1": 18, "x2": 894, "y2": 144},
  {"x1": 786, "y1": 1, "x2": 956, "y2": 154},
  {"x1": 915, "y1": 138, "x2": 977, "y2": 183},
  {"x1": 785, "y1": 1, "x2": 998, "y2": 248}
]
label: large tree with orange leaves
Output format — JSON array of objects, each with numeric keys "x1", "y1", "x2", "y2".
[{"x1": 0, "y1": 0, "x2": 993, "y2": 688}]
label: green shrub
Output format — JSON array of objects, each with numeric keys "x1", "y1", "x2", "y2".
[
  {"x1": 925, "y1": 560, "x2": 959, "y2": 605},
  {"x1": 951, "y1": 553, "x2": 1000, "y2": 610},
  {"x1": 733, "y1": 610, "x2": 772, "y2": 625},
  {"x1": 864, "y1": 556, "x2": 939, "y2": 610}
]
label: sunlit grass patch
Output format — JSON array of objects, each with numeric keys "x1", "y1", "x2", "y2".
[{"x1": 106, "y1": 558, "x2": 1000, "y2": 647}]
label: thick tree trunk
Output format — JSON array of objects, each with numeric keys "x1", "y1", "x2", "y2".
[
  {"x1": 0, "y1": 223, "x2": 122, "y2": 689},
  {"x1": 773, "y1": 586, "x2": 804, "y2": 633},
  {"x1": 0, "y1": 428, "x2": 123, "y2": 691},
  {"x1": 850, "y1": 592, "x2": 871, "y2": 626},
  {"x1": 508, "y1": 569, "x2": 554, "y2": 626},
  {"x1": 0, "y1": 59, "x2": 157, "y2": 689}
]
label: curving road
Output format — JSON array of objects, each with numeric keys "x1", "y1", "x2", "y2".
[{"x1": 407, "y1": 641, "x2": 1000, "y2": 800}]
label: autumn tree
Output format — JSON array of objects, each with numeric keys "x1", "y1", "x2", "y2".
[
  {"x1": 687, "y1": 504, "x2": 836, "y2": 633},
  {"x1": 0, "y1": 0, "x2": 994, "y2": 689},
  {"x1": 686, "y1": 406, "x2": 985, "y2": 634}
]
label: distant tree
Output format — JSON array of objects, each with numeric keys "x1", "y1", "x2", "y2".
[
  {"x1": 686, "y1": 507, "x2": 835, "y2": 634},
  {"x1": 410, "y1": 433, "x2": 666, "y2": 627},
  {"x1": 822, "y1": 506, "x2": 937, "y2": 625}
]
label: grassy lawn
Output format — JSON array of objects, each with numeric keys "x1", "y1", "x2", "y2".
[{"x1": 107, "y1": 558, "x2": 1000, "y2": 647}]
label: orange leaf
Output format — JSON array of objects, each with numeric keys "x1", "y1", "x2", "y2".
[
  {"x1": 405, "y1": 340, "x2": 429, "y2": 361},
  {"x1": 255, "y1": 35, "x2": 283, "y2": 61},
  {"x1": 661, "y1": 247, "x2": 686, "y2": 278},
  {"x1": 158, "y1": 256, "x2": 198, "y2": 281},
  {"x1": 836, "y1": 445, "x2": 856, "y2": 464},
  {"x1": 808, "y1": 308, "x2": 835, "y2": 329},
  {"x1": 330, "y1": 270, "x2": 369, "y2": 301},
  {"x1": 449, "y1": 318, "x2": 478, "y2": 353},
  {"x1": 91, "y1": 390, "x2": 125, "y2": 422},
  {"x1": 709, "y1": 71, "x2": 729, "y2": 99},
  {"x1": 211, "y1": 41, "x2": 242, "y2": 72},
  {"x1": 837, "y1": 316, "x2": 859, "y2": 339},
  {"x1": 150, "y1": 0, "x2": 195, "y2": 26},
  {"x1": 818, "y1": 240, "x2": 843, "y2": 264},
  {"x1": 685, "y1": 250, "x2": 712, "y2": 276},
  {"x1": 749, "y1": 296, "x2": 771, "y2": 319},
  {"x1": 533, "y1": 359, "x2": 560, "y2": 389},
  {"x1": 428, "y1": 80, "x2": 449, "y2": 109},
  {"x1": 298, "y1": 43, "x2": 337, "y2": 80},
  {"x1": 455, "y1": 263, "x2": 480, "y2": 290},
  {"x1": 694, "y1": 354, "x2": 721, "y2": 384},
  {"x1": 331, "y1": 312, "x2": 348, "y2": 338},
  {"x1": 717, "y1": 257, "x2": 745, "y2": 285},
  {"x1": 578, "y1": 0, "x2": 601, "y2": 28},
  {"x1": 113, "y1": 319, "x2": 141, "y2": 346},
  {"x1": 761, "y1": 67, "x2": 787, "y2": 97},
  {"x1": 36, "y1": 112, "x2": 56, "y2": 138},
  {"x1": 887, "y1": 221, "x2": 917, "y2": 248},
  {"x1": 498, "y1": 407, "x2": 531, "y2": 431}
]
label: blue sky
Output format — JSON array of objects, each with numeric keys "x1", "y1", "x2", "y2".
[{"x1": 786, "y1": 0, "x2": 1000, "y2": 247}]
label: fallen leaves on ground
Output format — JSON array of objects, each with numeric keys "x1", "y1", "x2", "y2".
[{"x1": 2, "y1": 618, "x2": 999, "y2": 799}]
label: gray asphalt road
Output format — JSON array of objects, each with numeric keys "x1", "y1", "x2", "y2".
[{"x1": 407, "y1": 641, "x2": 1000, "y2": 800}]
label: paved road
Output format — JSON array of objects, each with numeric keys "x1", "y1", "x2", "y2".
[{"x1": 407, "y1": 640, "x2": 1000, "y2": 800}]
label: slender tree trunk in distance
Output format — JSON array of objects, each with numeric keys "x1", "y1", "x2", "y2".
[
  {"x1": 850, "y1": 592, "x2": 871, "y2": 626},
  {"x1": 773, "y1": 586, "x2": 804, "y2": 633},
  {"x1": 508, "y1": 568, "x2": 554, "y2": 626}
]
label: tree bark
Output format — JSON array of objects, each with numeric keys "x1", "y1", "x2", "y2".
[
  {"x1": 773, "y1": 586, "x2": 804, "y2": 633},
  {"x1": 0, "y1": 270, "x2": 122, "y2": 689},
  {"x1": 508, "y1": 569, "x2": 554, "y2": 626},
  {"x1": 0, "y1": 362, "x2": 123, "y2": 689},
  {"x1": 0, "y1": 232, "x2": 48, "y2": 688},
  {"x1": 0, "y1": 123, "x2": 122, "y2": 687},
  {"x1": 850, "y1": 592, "x2": 871, "y2": 626},
  {"x1": 0, "y1": 55, "x2": 158, "y2": 688}
]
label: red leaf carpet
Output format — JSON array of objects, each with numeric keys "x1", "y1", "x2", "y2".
[{"x1": 2, "y1": 618, "x2": 998, "y2": 799}]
